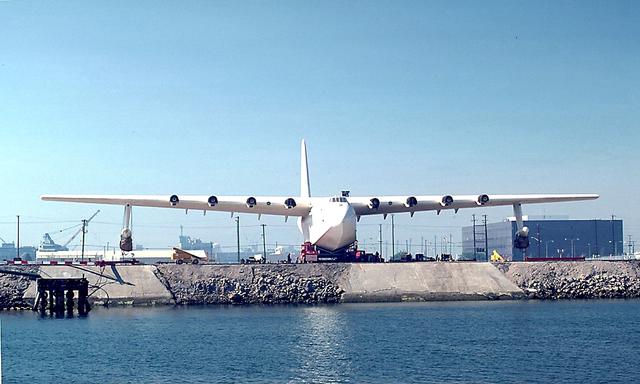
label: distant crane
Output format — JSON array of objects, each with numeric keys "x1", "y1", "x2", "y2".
[{"x1": 40, "y1": 210, "x2": 100, "y2": 252}]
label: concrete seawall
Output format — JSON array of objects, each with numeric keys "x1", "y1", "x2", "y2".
[
  {"x1": 1, "y1": 261, "x2": 640, "y2": 308},
  {"x1": 342, "y1": 263, "x2": 524, "y2": 301},
  {"x1": 23, "y1": 265, "x2": 173, "y2": 306}
]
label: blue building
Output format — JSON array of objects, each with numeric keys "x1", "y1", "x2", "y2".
[{"x1": 462, "y1": 218, "x2": 624, "y2": 261}]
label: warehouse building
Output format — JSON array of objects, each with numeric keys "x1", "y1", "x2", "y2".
[{"x1": 462, "y1": 217, "x2": 624, "y2": 261}]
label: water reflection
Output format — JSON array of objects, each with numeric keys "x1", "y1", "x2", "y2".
[{"x1": 290, "y1": 305, "x2": 353, "y2": 383}]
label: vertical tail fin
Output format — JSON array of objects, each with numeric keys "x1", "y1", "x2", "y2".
[{"x1": 301, "y1": 139, "x2": 311, "y2": 198}]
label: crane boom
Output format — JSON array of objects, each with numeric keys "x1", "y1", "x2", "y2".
[{"x1": 63, "y1": 210, "x2": 100, "y2": 248}]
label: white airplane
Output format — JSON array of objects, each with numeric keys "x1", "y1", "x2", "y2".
[{"x1": 42, "y1": 140, "x2": 598, "y2": 259}]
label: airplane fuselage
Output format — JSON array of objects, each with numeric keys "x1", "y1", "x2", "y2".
[{"x1": 298, "y1": 197, "x2": 357, "y2": 251}]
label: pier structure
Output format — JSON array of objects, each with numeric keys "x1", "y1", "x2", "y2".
[{"x1": 33, "y1": 277, "x2": 90, "y2": 317}]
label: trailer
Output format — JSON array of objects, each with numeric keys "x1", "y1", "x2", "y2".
[{"x1": 172, "y1": 248, "x2": 207, "y2": 265}]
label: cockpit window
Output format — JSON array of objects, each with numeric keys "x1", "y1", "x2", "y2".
[{"x1": 330, "y1": 197, "x2": 348, "y2": 203}]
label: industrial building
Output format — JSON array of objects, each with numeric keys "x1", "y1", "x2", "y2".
[
  {"x1": 462, "y1": 217, "x2": 624, "y2": 261},
  {"x1": 0, "y1": 241, "x2": 37, "y2": 260}
]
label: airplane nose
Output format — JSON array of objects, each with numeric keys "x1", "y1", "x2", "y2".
[{"x1": 313, "y1": 204, "x2": 357, "y2": 251}]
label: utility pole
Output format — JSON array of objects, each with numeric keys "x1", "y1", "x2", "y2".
[
  {"x1": 628, "y1": 235, "x2": 633, "y2": 256},
  {"x1": 482, "y1": 215, "x2": 488, "y2": 262},
  {"x1": 81, "y1": 219, "x2": 87, "y2": 261},
  {"x1": 449, "y1": 233, "x2": 453, "y2": 255},
  {"x1": 261, "y1": 224, "x2": 267, "y2": 263},
  {"x1": 536, "y1": 224, "x2": 541, "y2": 258},
  {"x1": 434, "y1": 235, "x2": 437, "y2": 258},
  {"x1": 472, "y1": 214, "x2": 477, "y2": 261},
  {"x1": 16, "y1": 215, "x2": 20, "y2": 259},
  {"x1": 379, "y1": 224, "x2": 383, "y2": 259},
  {"x1": 594, "y1": 219, "x2": 599, "y2": 257},
  {"x1": 611, "y1": 215, "x2": 616, "y2": 256},
  {"x1": 391, "y1": 215, "x2": 395, "y2": 260},
  {"x1": 235, "y1": 216, "x2": 240, "y2": 263}
]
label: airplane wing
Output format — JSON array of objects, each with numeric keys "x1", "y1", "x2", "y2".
[
  {"x1": 41, "y1": 195, "x2": 312, "y2": 217},
  {"x1": 348, "y1": 194, "x2": 599, "y2": 216}
]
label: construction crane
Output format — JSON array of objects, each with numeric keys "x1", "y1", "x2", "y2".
[{"x1": 40, "y1": 210, "x2": 100, "y2": 251}]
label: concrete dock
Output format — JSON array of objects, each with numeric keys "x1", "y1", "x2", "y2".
[
  {"x1": 1, "y1": 261, "x2": 640, "y2": 308},
  {"x1": 23, "y1": 265, "x2": 173, "y2": 306},
  {"x1": 342, "y1": 263, "x2": 524, "y2": 302}
]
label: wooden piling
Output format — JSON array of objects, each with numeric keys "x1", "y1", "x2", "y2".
[{"x1": 34, "y1": 278, "x2": 90, "y2": 317}]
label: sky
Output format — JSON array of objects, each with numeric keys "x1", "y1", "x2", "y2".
[{"x1": 1, "y1": 1, "x2": 638, "y2": 254}]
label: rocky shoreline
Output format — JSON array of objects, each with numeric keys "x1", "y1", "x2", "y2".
[
  {"x1": 0, "y1": 266, "x2": 39, "y2": 309},
  {"x1": 154, "y1": 263, "x2": 348, "y2": 305},
  {"x1": 499, "y1": 261, "x2": 640, "y2": 300}
]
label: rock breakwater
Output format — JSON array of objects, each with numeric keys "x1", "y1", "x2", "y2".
[
  {"x1": 500, "y1": 261, "x2": 640, "y2": 299},
  {"x1": 155, "y1": 264, "x2": 349, "y2": 305},
  {"x1": 0, "y1": 266, "x2": 38, "y2": 309}
]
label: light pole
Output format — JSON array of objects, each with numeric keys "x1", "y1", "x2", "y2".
[
  {"x1": 16, "y1": 215, "x2": 20, "y2": 259},
  {"x1": 565, "y1": 237, "x2": 580, "y2": 258},
  {"x1": 391, "y1": 215, "x2": 395, "y2": 260},
  {"x1": 611, "y1": 215, "x2": 616, "y2": 255},
  {"x1": 261, "y1": 224, "x2": 266, "y2": 263},
  {"x1": 531, "y1": 236, "x2": 541, "y2": 258},
  {"x1": 378, "y1": 224, "x2": 383, "y2": 260},
  {"x1": 235, "y1": 216, "x2": 240, "y2": 263},
  {"x1": 545, "y1": 240, "x2": 554, "y2": 258},
  {"x1": 81, "y1": 219, "x2": 87, "y2": 261}
]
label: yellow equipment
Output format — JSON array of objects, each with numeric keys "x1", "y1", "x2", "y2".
[{"x1": 490, "y1": 250, "x2": 506, "y2": 263}]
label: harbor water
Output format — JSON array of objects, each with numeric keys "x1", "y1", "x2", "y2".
[{"x1": 1, "y1": 300, "x2": 639, "y2": 383}]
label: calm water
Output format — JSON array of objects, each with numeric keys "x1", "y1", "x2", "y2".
[{"x1": 1, "y1": 300, "x2": 639, "y2": 383}]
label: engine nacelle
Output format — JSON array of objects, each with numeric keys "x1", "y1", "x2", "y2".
[
  {"x1": 284, "y1": 198, "x2": 297, "y2": 209},
  {"x1": 405, "y1": 196, "x2": 418, "y2": 208},
  {"x1": 477, "y1": 194, "x2": 490, "y2": 206},
  {"x1": 246, "y1": 197, "x2": 257, "y2": 208},
  {"x1": 368, "y1": 198, "x2": 380, "y2": 210},
  {"x1": 119, "y1": 228, "x2": 133, "y2": 252},
  {"x1": 169, "y1": 195, "x2": 179, "y2": 206},
  {"x1": 207, "y1": 196, "x2": 218, "y2": 207},
  {"x1": 440, "y1": 195, "x2": 454, "y2": 207},
  {"x1": 514, "y1": 226, "x2": 530, "y2": 249}
]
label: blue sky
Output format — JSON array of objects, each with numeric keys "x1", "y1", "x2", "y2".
[{"x1": 1, "y1": 1, "x2": 638, "y2": 253}]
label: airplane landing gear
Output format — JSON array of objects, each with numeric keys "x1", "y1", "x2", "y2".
[
  {"x1": 512, "y1": 203, "x2": 530, "y2": 250},
  {"x1": 120, "y1": 204, "x2": 133, "y2": 252}
]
